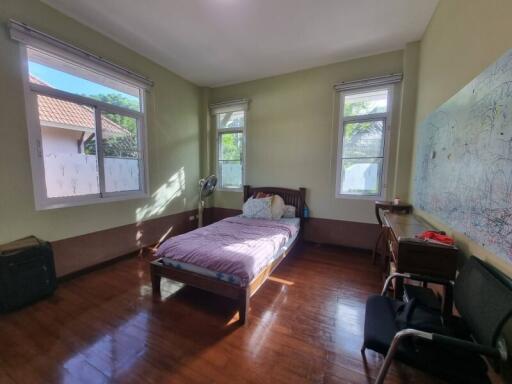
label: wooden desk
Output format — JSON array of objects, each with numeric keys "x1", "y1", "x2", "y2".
[
  {"x1": 383, "y1": 211, "x2": 458, "y2": 317},
  {"x1": 374, "y1": 201, "x2": 413, "y2": 226},
  {"x1": 372, "y1": 201, "x2": 413, "y2": 264}
]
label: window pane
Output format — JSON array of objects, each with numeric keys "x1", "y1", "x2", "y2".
[
  {"x1": 340, "y1": 158, "x2": 382, "y2": 196},
  {"x1": 37, "y1": 94, "x2": 100, "y2": 198},
  {"x1": 344, "y1": 89, "x2": 388, "y2": 116},
  {"x1": 219, "y1": 132, "x2": 243, "y2": 161},
  {"x1": 28, "y1": 48, "x2": 141, "y2": 111},
  {"x1": 218, "y1": 128, "x2": 243, "y2": 189},
  {"x1": 219, "y1": 160, "x2": 242, "y2": 188},
  {"x1": 342, "y1": 120, "x2": 384, "y2": 158},
  {"x1": 100, "y1": 112, "x2": 140, "y2": 192},
  {"x1": 218, "y1": 111, "x2": 244, "y2": 129}
]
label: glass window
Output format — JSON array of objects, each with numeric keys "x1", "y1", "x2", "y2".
[
  {"x1": 218, "y1": 131, "x2": 243, "y2": 189},
  {"x1": 216, "y1": 110, "x2": 245, "y2": 189},
  {"x1": 37, "y1": 95, "x2": 100, "y2": 198},
  {"x1": 28, "y1": 48, "x2": 141, "y2": 111},
  {"x1": 343, "y1": 89, "x2": 388, "y2": 117},
  {"x1": 218, "y1": 111, "x2": 244, "y2": 129},
  {"x1": 100, "y1": 112, "x2": 140, "y2": 193},
  {"x1": 340, "y1": 158, "x2": 383, "y2": 196},
  {"x1": 342, "y1": 120, "x2": 384, "y2": 158},
  {"x1": 23, "y1": 46, "x2": 147, "y2": 209},
  {"x1": 337, "y1": 88, "x2": 391, "y2": 198}
]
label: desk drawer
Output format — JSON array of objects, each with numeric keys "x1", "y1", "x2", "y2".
[{"x1": 396, "y1": 241, "x2": 457, "y2": 280}]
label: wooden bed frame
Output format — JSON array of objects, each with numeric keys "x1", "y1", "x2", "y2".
[{"x1": 150, "y1": 185, "x2": 306, "y2": 324}]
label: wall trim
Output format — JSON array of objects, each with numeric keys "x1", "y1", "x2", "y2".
[
  {"x1": 51, "y1": 209, "x2": 197, "y2": 277},
  {"x1": 204, "y1": 207, "x2": 241, "y2": 225},
  {"x1": 303, "y1": 217, "x2": 379, "y2": 251},
  {"x1": 53, "y1": 207, "x2": 379, "y2": 279},
  {"x1": 205, "y1": 207, "x2": 379, "y2": 250},
  {"x1": 58, "y1": 251, "x2": 139, "y2": 282}
]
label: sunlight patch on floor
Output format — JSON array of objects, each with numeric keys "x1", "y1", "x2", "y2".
[
  {"x1": 268, "y1": 276, "x2": 294, "y2": 286},
  {"x1": 62, "y1": 312, "x2": 149, "y2": 382},
  {"x1": 246, "y1": 287, "x2": 288, "y2": 357}
]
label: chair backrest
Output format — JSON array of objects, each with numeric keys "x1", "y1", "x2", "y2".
[{"x1": 454, "y1": 256, "x2": 512, "y2": 347}]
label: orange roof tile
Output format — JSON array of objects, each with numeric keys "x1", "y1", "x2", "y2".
[{"x1": 31, "y1": 75, "x2": 129, "y2": 137}]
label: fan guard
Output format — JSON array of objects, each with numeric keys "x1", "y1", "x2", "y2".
[{"x1": 197, "y1": 175, "x2": 217, "y2": 227}]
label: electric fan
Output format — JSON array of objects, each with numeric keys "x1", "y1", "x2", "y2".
[{"x1": 198, "y1": 175, "x2": 217, "y2": 227}]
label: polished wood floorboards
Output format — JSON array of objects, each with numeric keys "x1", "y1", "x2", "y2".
[{"x1": 0, "y1": 244, "x2": 497, "y2": 383}]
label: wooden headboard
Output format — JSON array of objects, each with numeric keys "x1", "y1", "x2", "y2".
[{"x1": 243, "y1": 185, "x2": 306, "y2": 219}]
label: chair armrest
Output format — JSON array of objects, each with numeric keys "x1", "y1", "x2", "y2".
[
  {"x1": 381, "y1": 272, "x2": 454, "y2": 295},
  {"x1": 381, "y1": 273, "x2": 409, "y2": 295},
  {"x1": 375, "y1": 328, "x2": 433, "y2": 383},
  {"x1": 396, "y1": 329, "x2": 504, "y2": 359},
  {"x1": 375, "y1": 328, "x2": 505, "y2": 384},
  {"x1": 431, "y1": 333, "x2": 505, "y2": 360}
]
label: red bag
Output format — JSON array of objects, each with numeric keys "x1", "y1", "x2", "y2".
[{"x1": 416, "y1": 230, "x2": 454, "y2": 246}]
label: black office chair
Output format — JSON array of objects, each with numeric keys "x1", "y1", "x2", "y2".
[{"x1": 362, "y1": 256, "x2": 512, "y2": 384}]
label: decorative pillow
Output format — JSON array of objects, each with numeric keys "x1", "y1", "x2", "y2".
[
  {"x1": 282, "y1": 204, "x2": 296, "y2": 218},
  {"x1": 242, "y1": 197, "x2": 272, "y2": 219},
  {"x1": 271, "y1": 195, "x2": 285, "y2": 219},
  {"x1": 254, "y1": 192, "x2": 273, "y2": 199}
]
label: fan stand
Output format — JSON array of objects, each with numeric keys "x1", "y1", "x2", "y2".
[
  {"x1": 198, "y1": 199, "x2": 205, "y2": 227},
  {"x1": 139, "y1": 176, "x2": 214, "y2": 257}
]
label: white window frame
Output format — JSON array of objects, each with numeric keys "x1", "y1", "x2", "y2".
[
  {"x1": 335, "y1": 85, "x2": 394, "y2": 200},
  {"x1": 19, "y1": 46, "x2": 150, "y2": 210},
  {"x1": 210, "y1": 100, "x2": 248, "y2": 192}
]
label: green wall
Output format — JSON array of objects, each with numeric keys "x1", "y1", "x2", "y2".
[
  {"x1": 209, "y1": 50, "x2": 418, "y2": 224},
  {"x1": 5, "y1": 0, "x2": 510, "y2": 279},
  {"x1": 411, "y1": 0, "x2": 512, "y2": 276},
  {"x1": 411, "y1": 2, "x2": 512, "y2": 369},
  {"x1": 0, "y1": 0, "x2": 201, "y2": 244},
  {"x1": 394, "y1": 42, "x2": 420, "y2": 202}
]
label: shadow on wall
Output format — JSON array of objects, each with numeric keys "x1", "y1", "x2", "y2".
[{"x1": 135, "y1": 167, "x2": 186, "y2": 223}]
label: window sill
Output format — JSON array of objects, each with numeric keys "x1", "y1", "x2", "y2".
[
  {"x1": 335, "y1": 193, "x2": 385, "y2": 201},
  {"x1": 217, "y1": 188, "x2": 243, "y2": 193},
  {"x1": 35, "y1": 191, "x2": 149, "y2": 211}
]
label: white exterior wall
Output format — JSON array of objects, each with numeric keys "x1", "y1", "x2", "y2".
[
  {"x1": 40, "y1": 126, "x2": 139, "y2": 197},
  {"x1": 41, "y1": 126, "x2": 85, "y2": 155}
]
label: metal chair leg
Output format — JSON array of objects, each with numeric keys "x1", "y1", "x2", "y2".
[{"x1": 374, "y1": 329, "x2": 432, "y2": 384}]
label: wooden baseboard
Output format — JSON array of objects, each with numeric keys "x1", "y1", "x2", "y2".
[
  {"x1": 53, "y1": 208, "x2": 378, "y2": 279},
  {"x1": 205, "y1": 207, "x2": 378, "y2": 251},
  {"x1": 204, "y1": 207, "x2": 242, "y2": 225},
  {"x1": 58, "y1": 251, "x2": 140, "y2": 282},
  {"x1": 51, "y1": 209, "x2": 197, "y2": 277},
  {"x1": 303, "y1": 217, "x2": 379, "y2": 251}
]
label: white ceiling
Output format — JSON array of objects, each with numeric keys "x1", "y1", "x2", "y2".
[{"x1": 41, "y1": 0, "x2": 438, "y2": 87}]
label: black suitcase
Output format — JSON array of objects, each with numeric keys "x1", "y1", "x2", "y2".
[{"x1": 0, "y1": 236, "x2": 57, "y2": 312}]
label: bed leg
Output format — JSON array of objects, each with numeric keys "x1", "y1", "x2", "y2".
[
  {"x1": 151, "y1": 268, "x2": 161, "y2": 296},
  {"x1": 239, "y1": 290, "x2": 250, "y2": 325}
]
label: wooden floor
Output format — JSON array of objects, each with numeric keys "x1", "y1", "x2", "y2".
[{"x1": 0, "y1": 243, "x2": 488, "y2": 383}]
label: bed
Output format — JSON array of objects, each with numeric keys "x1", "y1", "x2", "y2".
[{"x1": 150, "y1": 185, "x2": 306, "y2": 324}]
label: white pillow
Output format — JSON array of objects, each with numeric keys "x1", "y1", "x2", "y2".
[
  {"x1": 282, "y1": 204, "x2": 296, "y2": 218},
  {"x1": 271, "y1": 195, "x2": 285, "y2": 219},
  {"x1": 242, "y1": 197, "x2": 272, "y2": 219}
]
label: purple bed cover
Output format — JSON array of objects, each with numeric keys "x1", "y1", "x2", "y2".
[{"x1": 155, "y1": 216, "x2": 299, "y2": 286}]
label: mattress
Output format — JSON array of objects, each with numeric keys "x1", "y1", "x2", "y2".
[{"x1": 158, "y1": 217, "x2": 300, "y2": 287}]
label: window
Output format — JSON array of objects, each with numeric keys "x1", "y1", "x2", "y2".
[
  {"x1": 17, "y1": 42, "x2": 150, "y2": 209},
  {"x1": 210, "y1": 100, "x2": 248, "y2": 190},
  {"x1": 336, "y1": 87, "x2": 392, "y2": 199}
]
